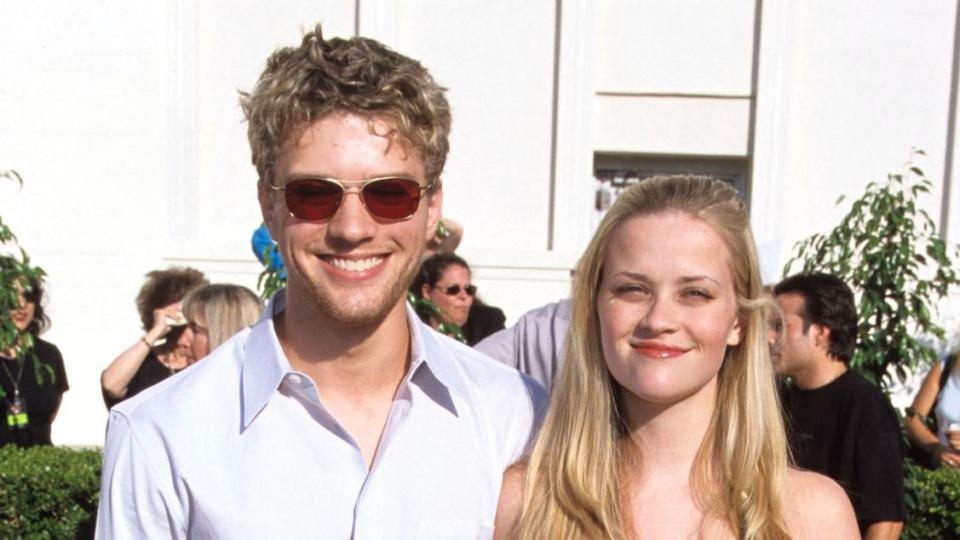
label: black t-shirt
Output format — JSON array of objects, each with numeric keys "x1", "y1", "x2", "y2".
[
  {"x1": 780, "y1": 369, "x2": 906, "y2": 528},
  {"x1": 0, "y1": 338, "x2": 69, "y2": 448},
  {"x1": 102, "y1": 351, "x2": 178, "y2": 409}
]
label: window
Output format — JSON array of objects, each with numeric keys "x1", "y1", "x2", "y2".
[{"x1": 593, "y1": 153, "x2": 749, "y2": 225}]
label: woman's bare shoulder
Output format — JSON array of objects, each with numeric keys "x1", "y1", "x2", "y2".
[
  {"x1": 493, "y1": 464, "x2": 527, "y2": 540},
  {"x1": 781, "y1": 468, "x2": 859, "y2": 539}
]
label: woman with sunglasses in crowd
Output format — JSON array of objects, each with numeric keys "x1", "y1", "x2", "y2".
[
  {"x1": 181, "y1": 284, "x2": 263, "y2": 361},
  {"x1": 0, "y1": 264, "x2": 69, "y2": 448},
  {"x1": 493, "y1": 176, "x2": 857, "y2": 539},
  {"x1": 100, "y1": 267, "x2": 207, "y2": 408},
  {"x1": 412, "y1": 252, "x2": 505, "y2": 345}
]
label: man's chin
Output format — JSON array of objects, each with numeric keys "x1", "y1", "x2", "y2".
[
  {"x1": 311, "y1": 292, "x2": 406, "y2": 329},
  {"x1": 289, "y1": 260, "x2": 418, "y2": 328}
]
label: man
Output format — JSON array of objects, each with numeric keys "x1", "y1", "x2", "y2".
[
  {"x1": 96, "y1": 25, "x2": 545, "y2": 538},
  {"x1": 773, "y1": 273, "x2": 904, "y2": 539}
]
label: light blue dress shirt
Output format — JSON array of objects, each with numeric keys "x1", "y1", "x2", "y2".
[{"x1": 96, "y1": 290, "x2": 546, "y2": 539}]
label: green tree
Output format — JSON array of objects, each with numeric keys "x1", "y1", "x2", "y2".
[
  {"x1": 0, "y1": 170, "x2": 51, "y2": 397},
  {"x1": 784, "y1": 153, "x2": 960, "y2": 392}
]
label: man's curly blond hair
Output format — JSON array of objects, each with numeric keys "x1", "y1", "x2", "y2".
[{"x1": 240, "y1": 24, "x2": 452, "y2": 189}]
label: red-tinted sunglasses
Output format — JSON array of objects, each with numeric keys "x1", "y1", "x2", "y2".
[{"x1": 271, "y1": 177, "x2": 434, "y2": 221}]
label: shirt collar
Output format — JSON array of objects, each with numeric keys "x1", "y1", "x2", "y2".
[
  {"x1": 240, "y1": 289, "x2": 470, "y2": 429},
  {"x1": 404, "y1": 302, "x2": 469, "y2": 406},
  {"x1": 241, "y1": 289, "x2": 292, "y2": 429}
]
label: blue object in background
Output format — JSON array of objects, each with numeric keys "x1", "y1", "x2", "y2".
[{"x1": 251, "y1": 223, "x2": 286, "y2": 278}]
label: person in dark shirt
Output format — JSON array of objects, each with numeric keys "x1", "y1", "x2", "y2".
[
  {"x1": 0, "y1": 270, "x2": 69, "y2": 447},
  {"x1": 773, "y1": 273, "x2": 904, "y2": 539},
  {"x1": 100, "y1": 267, "x2": 207, "y2": 408}
]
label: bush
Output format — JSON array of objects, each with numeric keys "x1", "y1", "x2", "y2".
[
  {"x1": 904, "y1": 459, "x2": 960, "y2": 539},
  {"x1": 0, "y1": 445, "x2": 101, "y2": 539}
]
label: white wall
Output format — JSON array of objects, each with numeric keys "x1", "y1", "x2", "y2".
[
  {"x1": 594, "y1": 0, "x2": 755, "y2": 156},
  {"x1": 1, "y1": 1, "x2": 958, "y2": 445},
  {"x1": 753, "y1": 1, "x2": 958, "y2": 276}
]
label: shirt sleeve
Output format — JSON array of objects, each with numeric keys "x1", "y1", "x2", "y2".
[
  {"x1": 96, "y1": 411, "x2": 186, "y2": 539},
  {"x1": 852, "y1": 394, "x2": 906, "y2": 525},
  {"x1": 474, "y1": 327, "x2": 519, "y2": 369},
  {"x1": 514, "y1": 375, "x2": 548, "y2": 460}
]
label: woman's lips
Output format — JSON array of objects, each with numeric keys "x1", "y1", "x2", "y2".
[{"x1": 631, "y1": 342, "x2": 690, "y2": 359}]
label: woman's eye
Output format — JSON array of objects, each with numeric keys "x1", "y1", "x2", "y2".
[
  {"x1": 614, "y1": 284, "x2": 648, "y2": 296},
  {"x1": 683, "y1": 289, "x2": 713, "y2": 301}
]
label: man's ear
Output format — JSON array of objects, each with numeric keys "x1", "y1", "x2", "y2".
[
  {"x1": 811, "y1": 323, "x2": 831, "y2": 350},
  {"x1": 258, "y1": 182, "x2": 280, "y2": 241},
  {"x1": 421, "y1": 282, "x2": 432, "y2": 299},
  {"x1": 425, "y1": 181, "x2": 443, "y2": 242}
]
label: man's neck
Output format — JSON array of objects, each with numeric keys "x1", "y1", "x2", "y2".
[
  {"x1": 277, "y1": 291, "x2": 414, "y2": 469},
  {"x1": 792, "y1": 355, "x2": 848, "y2": 390},
  {"x1": 277, "y1": 293, "x2": 412, "y2": 399}
]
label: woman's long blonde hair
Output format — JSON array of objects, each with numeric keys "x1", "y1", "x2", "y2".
[{"x1": 516, "y1": 176, "x2": 790, "y2": 539}]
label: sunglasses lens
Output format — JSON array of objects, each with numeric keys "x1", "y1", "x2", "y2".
[
  {"x1": 442, "y1": 284, "x2": 477, "y2": 296},
  {"x1": 285, "y1": 179, "x2": 342, "y2": 220},
  {"x1": 362, "y1": 178, "x2": 423, "y2": 220}
]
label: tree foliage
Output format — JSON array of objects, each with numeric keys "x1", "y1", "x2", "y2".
[
  {"x1": 0, "y1": 170, "x2": 50, "y2": 397},
  {"x1": 784, "y1": 154, "x2": 960, "y2": 392}
]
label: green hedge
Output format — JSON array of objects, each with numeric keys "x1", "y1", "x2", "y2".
[
  {"x1": 0, "y1": 445, "x2": 101, "y2": 539},
  {"x1": 904, "y1": 459, "x2": 960, "y2": 539}
]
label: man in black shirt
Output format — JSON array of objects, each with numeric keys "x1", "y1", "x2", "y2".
[{"x1": 774, "y1": 273, "x2": 904, "y2": 539}]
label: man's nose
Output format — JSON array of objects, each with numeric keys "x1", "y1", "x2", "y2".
[{"x1": 326, "y1": 191, "x2": 376, "y2": 245}]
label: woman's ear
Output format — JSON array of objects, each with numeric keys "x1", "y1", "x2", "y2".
[{"x1": 726, "y1": 313, "x2": 744, "y2": 347}]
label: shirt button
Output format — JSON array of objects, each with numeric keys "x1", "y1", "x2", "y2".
[{"x1": 288, "y1": 374, "x2": 302, "y2": 385}]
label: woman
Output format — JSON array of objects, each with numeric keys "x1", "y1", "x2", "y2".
[
  {"x1": 494, "y1": 176, "x2": 857, "y2": 539},
  {"x1": 0, "y1": 272, "x2": 69, "y2": 447},
  {"x1": 181, "y1": 284, "x2": 263, "y2": 360},
  {"x1": 100, "y1": 267, "x2": 207, "y2": 408},
  {"x1": 904, "y1": 350, "x2": 960, "y2": 468},
  {"x1": 413, "y1": 253, "x2": 505, "y2": 345}
]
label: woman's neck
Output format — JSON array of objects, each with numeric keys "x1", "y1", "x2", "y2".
[
  {"x1": 620, "y1": 378, "x2": 718, "y2": 474},
  {"x1": 619, "y1": 379, "x2": 730, "y2": 539}
]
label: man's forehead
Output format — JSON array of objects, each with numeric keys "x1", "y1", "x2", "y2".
[
  {"x1": 286, "y1": 111, "x2": 404, "y2": 147},
  {"x1": 775, "y1": 292, "x2": 805, "y2": 314},
  {"x1": 276, "y1": 111, "x2": 420, "y2": 174}
]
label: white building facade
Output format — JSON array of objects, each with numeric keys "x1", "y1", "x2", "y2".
[{"x1": 1, "y1": 1, "x2": 958, "y2": 445}]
